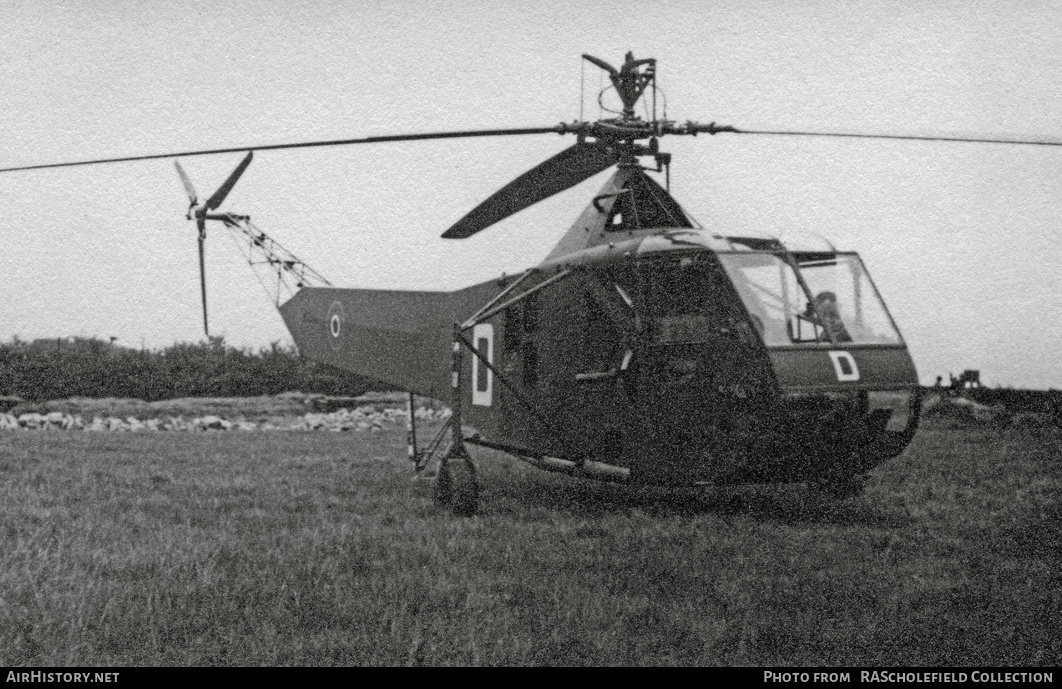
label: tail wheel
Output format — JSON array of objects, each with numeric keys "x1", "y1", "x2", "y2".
[{"x1": 434, "y1": 447, "x2": 479, "y2": 517}]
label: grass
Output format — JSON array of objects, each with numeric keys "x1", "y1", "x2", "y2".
[{"x1": 0, "y1": 421, "x2": 1059, "y2": 666}]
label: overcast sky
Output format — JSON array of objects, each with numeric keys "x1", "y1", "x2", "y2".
[{"x1": 1, "y1": 0, "x2": 1060, "y2": 388}]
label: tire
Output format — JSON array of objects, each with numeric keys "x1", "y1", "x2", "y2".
[{"x1": 434, "y1": 455, "x2": 479, "y2": 517}]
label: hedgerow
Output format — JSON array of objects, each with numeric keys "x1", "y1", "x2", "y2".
[{"x1": 0, "y1": 337, "x2": 372, "y2": 401}]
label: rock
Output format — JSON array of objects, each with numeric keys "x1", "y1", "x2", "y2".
[
  {"x1": 0, "y1": 399, "x2": 448, "y2": 433},
  {"x1": 19, "y1": 413, "x2": 44, "y2": 428},
  {"x1": 199, "y1": 415, "x2": 227, "y2": 430}
]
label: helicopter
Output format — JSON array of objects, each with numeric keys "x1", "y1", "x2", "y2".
[{"x1": 3, "y1": 52, "x2": 1061, "y2": 516}]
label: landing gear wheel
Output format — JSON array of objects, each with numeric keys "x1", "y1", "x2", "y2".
[{"x1": 434, "y1": 446, "x2": 479, "y2": 516}]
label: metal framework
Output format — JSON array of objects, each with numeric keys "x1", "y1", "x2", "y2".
[{"x1": 208, "y1": 212, "x2": 332, "y2": 307}]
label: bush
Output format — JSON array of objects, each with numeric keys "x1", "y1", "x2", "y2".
[{"x1": 0, "y1": 337, "x2": 372, "y2": 401}]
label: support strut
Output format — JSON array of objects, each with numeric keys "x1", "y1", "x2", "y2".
[
  {"x1": 406, "y1": 391, "x2": 419, "y2": 465},
  {"x1": 433, "y1": 323, "x2": 479, "y2": 516}
]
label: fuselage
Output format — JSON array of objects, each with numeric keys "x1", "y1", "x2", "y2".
[{"x1": 280, "y1": 226, "x2": 920, "y2": 487}]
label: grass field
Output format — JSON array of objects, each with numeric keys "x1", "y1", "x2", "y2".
[{"x1": 1, "y1": 421, "x2": 1059, "y2": 666}]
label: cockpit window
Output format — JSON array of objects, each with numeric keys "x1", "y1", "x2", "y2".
[{"x1": 718, "y1": 252, "x2": 903, "y2": 346}]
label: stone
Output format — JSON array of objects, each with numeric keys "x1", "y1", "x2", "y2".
[{"x1": 19, "y1": 413, "x2": 44, "y2": 428}]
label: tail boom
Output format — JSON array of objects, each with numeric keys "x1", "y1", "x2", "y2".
[{"x1": 279, "y1": 287, "x2": 456, "y2": 398}]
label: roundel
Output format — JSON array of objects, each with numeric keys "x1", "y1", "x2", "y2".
[{"x1": 326, "y1": 300, "x2": 344, "y2": 350}]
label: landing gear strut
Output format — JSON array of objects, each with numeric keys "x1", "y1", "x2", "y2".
[{"x1": 432, "y1": 324, "x2": 481, "y2": 516}]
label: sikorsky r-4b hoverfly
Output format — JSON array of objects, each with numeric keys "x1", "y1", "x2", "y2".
[{"x1": 5, "y1": 53, "x2": 1061, "y2": 515}]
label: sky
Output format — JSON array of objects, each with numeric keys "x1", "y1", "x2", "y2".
[{"x1": 1, "y1": 0, "x2": 1060, "y2": 389}]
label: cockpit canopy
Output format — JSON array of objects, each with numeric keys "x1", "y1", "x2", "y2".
[{"x1": 718, "y1": 252, "x2": 903, "y2": 346}]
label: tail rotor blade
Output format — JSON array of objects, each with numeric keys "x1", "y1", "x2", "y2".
[
  {"x1": 206, "y1": 151, "x2": 254, "y2": 210},
  {"x1": 442, "y1": 143, "x2": 618, "y2": 239},
  {"x1": 174, "y1": 160, "x2": 198, "y2": 205},
  {"x1": 197, "y1": 220, "x2": 209, "y2": 337}
]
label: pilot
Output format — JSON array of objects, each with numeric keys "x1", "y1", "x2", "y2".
[{"x1": 806, "y1": 291, "x2": 852, "y2": 343}]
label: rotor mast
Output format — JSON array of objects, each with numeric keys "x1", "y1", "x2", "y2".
[
  {"x1": 582, "y1": 52, "x2": 657, "y2": 121},
  {"x1": 561, "y1": 53, "x2": 737, "y2": 162}
]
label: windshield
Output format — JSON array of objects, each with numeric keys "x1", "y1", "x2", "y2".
[{"x1": 718, "y1": 252, "x2": 903, "y2": 346}]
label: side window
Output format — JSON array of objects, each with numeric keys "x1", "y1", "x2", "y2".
[
  {"x1": 522, "y1": 343, "x2": 538, "y2": 388},
  {"x1": 504, "y1": 302, "x2": 522, "y2": 351},
  {"x1": 584, "y1": 293, "x2": 621, "y2": 369},
  {"x1": 523, "y1": 291, "x2": 539, "y2": 334},
  {"x1": 499, "y1": 278, "x2": 553, "y2": 390},
  {"x1": 502, "y1": 291, "x2": 539, "y2": 389}
]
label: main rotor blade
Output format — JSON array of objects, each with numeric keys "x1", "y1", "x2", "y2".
[
  {"x1": 205, "y1": 151, "x2": 253, "y2": 210},
  {"x1": 722, "y1": 126, "x2": 1062, "y2": 147},
  {"x1": 442, "y1": 143, "x2": 619, "y2": 239},
  {"x1": 197, "y1": 224, "x2": 209, "y2": 337},
  {"x1": 174, "y1": 160, "x2": 198, "y2": 205},
  {"x1": 0, "y1": 127, "x2": 565, "y2": 174}
]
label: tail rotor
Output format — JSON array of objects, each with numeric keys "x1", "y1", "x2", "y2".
[{"x1": 174, "y1": 151, "x2": 253, "y2": 337}]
